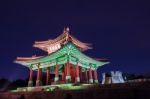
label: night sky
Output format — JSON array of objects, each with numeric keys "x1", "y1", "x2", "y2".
[{"x1": 0, "y1": 0, "x2": 150, "y2": 81}]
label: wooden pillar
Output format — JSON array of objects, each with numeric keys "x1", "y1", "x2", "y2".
[
  {"x1": 28, "y1": 68, "x2": 33, "y2": 87},
  {"x1": 54, "y1": 64, "x2": 59, "y2": 83},
  {"x1": 62, "y1": 72, "x2": 65, "y2": 81},
  {"x1": 66, "y1": 62, "x2": 71, "y2": 83},
  {"x1": 85, "y1": 69, "x2": 88, "y2": 83},
  {"x1": 61, "y1": 65, "x2": 65, "y2": 82},
  {"x1": 36, "y1": 68, "x2": 42, "y2": 86},
  {"x1": 75, "y1": 63, "x2": 80, "y2": 83},
  {"x1": 89, "y1": 67, "x2": 93, "y2": 83},
  {"x1": 64, "y1": 64, "x2": 67, "y2": 82},
  {"x1": 46, "y1": 67, "x2": 50, "y2": 85},
  {"x1": 94, "y1": 69, "x2": 98, "y2": 83},
  {"x1": 79, "y1": 67, "x2": 82, "y2": 82}
]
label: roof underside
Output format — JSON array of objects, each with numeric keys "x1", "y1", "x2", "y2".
[{"x1": 15, "y1": 42, "x2": 109, "y2": 70}]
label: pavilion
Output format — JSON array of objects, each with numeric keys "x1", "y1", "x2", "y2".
[{"x1": 15, "y1": 27, "x2": 109, "y2": 87}]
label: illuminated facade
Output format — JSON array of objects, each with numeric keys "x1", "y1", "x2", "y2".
[
  {"x1": 15, "y1": 27, "x2": 109, "y2": 87},
  {"x1": 101, "y1": 71, "x2": 125, "y2": 84}
]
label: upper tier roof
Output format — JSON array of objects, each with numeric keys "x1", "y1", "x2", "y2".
[{"x1": 33, "y1": 27, "x2": 92, "y2": 54}]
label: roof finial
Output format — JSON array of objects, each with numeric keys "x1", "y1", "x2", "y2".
[
  {"x1": 66, "y1": 27, "x2": 70, "y2": 32},
  {"x1": 64, "y1": 26, "x2": 70, "y2": 33}
]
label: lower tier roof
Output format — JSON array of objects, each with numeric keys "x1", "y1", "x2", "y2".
[{"x1": 15, "y1": 42, "x2": 109, "y2": 70}]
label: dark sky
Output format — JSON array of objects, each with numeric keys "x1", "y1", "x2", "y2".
[{"x1": 0, "y1": 0, "x2": 150, "y2": 81}]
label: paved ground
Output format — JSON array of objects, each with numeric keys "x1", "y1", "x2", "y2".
[{"x1": 0, "y1": 81, "x2": 150, "y2": 99}]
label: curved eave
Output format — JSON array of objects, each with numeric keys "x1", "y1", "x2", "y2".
[
  {"x1": 14, "y1": 61, "x2": 31, "y2": 68},
  {"x1": 14, "y1": 59, "x2": 109, "y2": 70}
]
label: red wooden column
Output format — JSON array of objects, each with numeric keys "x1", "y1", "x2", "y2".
[
  {"x1": 36, "y1": 67, "x2": 42, "y2": 86},
  {"x1": 85, "y1": 69, "x2": 88, "y2": 83},
  {"x1": 79, "y1": 67, "x2": 82, "y2": 82},
  {"x1": 75, "y1": 63, "x2": 80, "y2": 83},
  {"x1": 28, "y1": 68, "x2": 33, "y2": 87},
  {"x1": 66, "y1": 62, "x2": 71, "y2": 83},
  {"x1": 89, "y1": 67, "x2": 93, "y2": 83},
  {"x1": 64, "y1": 64, "x2": 67, "y2": 82},
  {"x1": 61, "y1": 72, "x2": 65, "y2": 81},
  {"x1": 61, "y1": 65, "x2": 65, "y2": 82},
  {"x1": 94, "y1": 69, "x2": 98, "y2": 83},
  {"x1": 54, "y1": 64, "x2": 59, "y2": 83},
  {"x1": 70, "y1": 64, "x2": 75, "y2": 82},
  {"x1": 46, "y1": 67, "x2": 50, "y2": 85}
]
